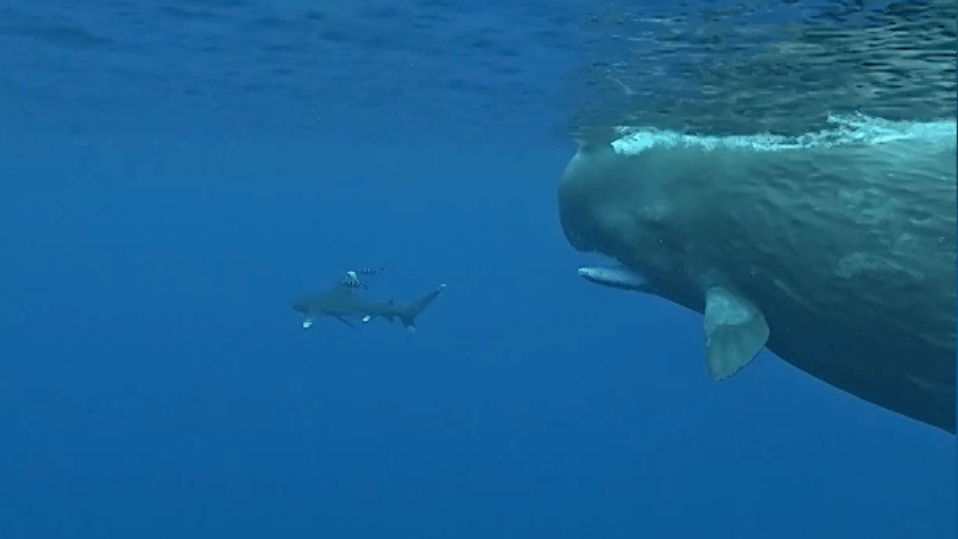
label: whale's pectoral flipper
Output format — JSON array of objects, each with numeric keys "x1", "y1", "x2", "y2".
[{"x1": 703, "y1": 286, "x2": 770, "y2": 380}]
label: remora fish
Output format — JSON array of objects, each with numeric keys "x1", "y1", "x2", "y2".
[{"x1": 558, "y1": 118, "x2": 957, "y2": 434}]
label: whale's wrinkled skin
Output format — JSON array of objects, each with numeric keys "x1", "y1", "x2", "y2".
[{"x1": 558, "y1": 119, "x2": 957, "y2": 434}]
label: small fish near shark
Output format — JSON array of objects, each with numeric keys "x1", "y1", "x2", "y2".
[
  {"x1": 560, "y1": 118, "x2": 957, "y2": 435},
  {"x1": 290, "y1": 268, "x2": 446, "y2": 333}
]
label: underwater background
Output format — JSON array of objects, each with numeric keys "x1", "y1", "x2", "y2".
[{"x1": 1, "y1": 0, "x2": 955, "y2": 537}]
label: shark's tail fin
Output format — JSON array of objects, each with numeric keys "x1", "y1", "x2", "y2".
[{"x1": 399, "y1": 284, "x2": 447, "y2": 333}]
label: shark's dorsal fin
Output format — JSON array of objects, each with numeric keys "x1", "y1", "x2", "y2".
[{"x1": 335, "y1": 268, "x2": 385, "y2": 291}]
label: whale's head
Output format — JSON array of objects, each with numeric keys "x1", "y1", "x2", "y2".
[{"x1": 558, "y1": 141, "x2": 710, "y2": 300}]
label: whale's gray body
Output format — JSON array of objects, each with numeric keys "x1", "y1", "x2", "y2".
[{"x1": 558, "y1": 122, "x2": 957, "y2": 434}]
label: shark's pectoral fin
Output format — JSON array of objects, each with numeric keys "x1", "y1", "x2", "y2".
[
  {"x1": 703, "y1": 286, "x2": 769, "y2": 380},
  {"x1": 333, "y1": 315, "x2": 360, "y2": 331}
]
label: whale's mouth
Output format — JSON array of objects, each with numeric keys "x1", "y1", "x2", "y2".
[{"x1": 577, "y1": 265, "x2": 648, "y2": 291}]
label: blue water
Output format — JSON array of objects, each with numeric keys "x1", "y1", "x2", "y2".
[{"x1": 1, "y1": 0, "x2": 955, "y2": 538}]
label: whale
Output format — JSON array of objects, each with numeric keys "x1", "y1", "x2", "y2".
[{"x1": 558, "y1": 116, "x2": 957, "y2": 434}]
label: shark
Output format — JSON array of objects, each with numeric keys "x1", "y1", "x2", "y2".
[
  {"x1": 558, "y1": 119, "x2": 957, "y2": 434},
  {"x1": 290, "y1": 269, "x2": 447, "y2": 333}
]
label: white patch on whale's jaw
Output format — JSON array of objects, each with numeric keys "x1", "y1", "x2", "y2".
[
  {"x1": 703, "y1": 286, "x2": 770, "y2": 380},
  {"x1": 577, "y1": 265, "x2": 648, "y2": 291},
  {"x1": 302, "y1": 318, "x2": 314, "y2": 329}
]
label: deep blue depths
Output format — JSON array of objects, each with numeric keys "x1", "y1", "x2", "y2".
[{"x1": 1, "y1": 0, "x2": 956, "y2": 538}]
